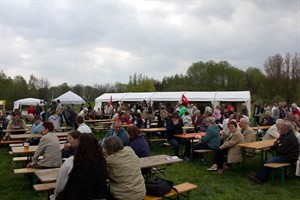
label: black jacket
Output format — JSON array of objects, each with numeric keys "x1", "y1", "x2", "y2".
[{"x1": 272, "y1": 130, "x2": 299, "y2": 163}]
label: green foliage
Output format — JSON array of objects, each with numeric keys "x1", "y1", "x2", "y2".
[{"x1": 127, "y1": 73, "x2": 156, "y2": 92}]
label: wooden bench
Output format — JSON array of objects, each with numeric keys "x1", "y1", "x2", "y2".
[
  {"x1": 0, "y1": 140, "x2": 23, "y2": 146},
  {"x1": 14, "y1": 167, "x2": 41, "y2": 174},
  {"x1": 264, "y1": 163, "x2": 291, "y2": 185},
  {"x1": 144, "y1": 182, "x2": 198, "y2": 200},
  {"x1": 33, "y1": 182, "x2": 56, "y2": 192},
  {"x1": 148, "y1": 138, "x2": 167, "y2": 143},
  {"x1": 13, "y1": 156, "x2": 43, "y2": 163},
  {"x1": 193, "y1": 149, "x2": 214, "y2": 163}
]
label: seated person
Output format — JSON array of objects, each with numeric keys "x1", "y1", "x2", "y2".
[
  {"x1": 102, "y1": 136, "x2": 146, "y2": 200},
  {"x1": 61, "y1": 130, "x2": 81, "y2": 160},
  {"x1": 76, "y1": 115, "x2": 92, "y2": 133},
  {"x1": 260, "y1": 111, "x2": 276, "y2": 126},
  {"x1": 101, "y1": 120, "x2": 128, "y2": 146},
  {"x1": 127, "y1": 125, "x2": 150, "y2": 158},
  {"x1": 262, "y1": 119, "x2": 284, "y2": 140},
  {"x1": 132, "y1": 112, "x2": 144, "y2": 128},
  {"x1": 27, "y1": 121, "x2": 62, "y2": 168},
  {"x1": 156, "y1": 110, "x2": 169, "y2": 138},
  {"x1": 193, "y1": 117, "x2": 220, "y2": 159},
  {"x1": 50, "y1": 133, "x2": 107, "y2": 200},
  {"x1": 3, "y1": 110, "x2": 27, "y2": 140},
  {"x1": 207, "y1": 121, "x2": 245, "y2": 173},
  {"x1": 117, "y1": 112, "x2": 131, "y2": 125},
  {"x1": 248, "y1": 120, "x2": 299, "y2": 184},
  {"x1": 28, "y1": 116, "x2": 43, "y2": 145},
  {"x1": 166, "y1": 112, "x2": 191, "y2": 161}
]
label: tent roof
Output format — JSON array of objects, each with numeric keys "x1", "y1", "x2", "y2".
[
  {"x1": 95, "y1": 93, "x2": 129, "y2": 102},
  {"x1": 150, "y1": 92, "x2": 184, "y2": 102},
  {"x1": 214, "y1": 91, "x2": 250, "y2": 102},
  {"x1": 121, "y1": 92, "x2": 155, "y2": 102},
  {"x1": 13, "y1": 98, "x2": 44, "y2": 110},
  {"x1": 54, "y1": 91, "x2": 85, "y2": 105},
  {"x1": 184, "y1": 91, "x2": 216, "y2": 102}
]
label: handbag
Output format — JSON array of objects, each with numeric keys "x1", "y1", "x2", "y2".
[{"x1": 145, "y1": 177, "x2": 177, "y2": 197}]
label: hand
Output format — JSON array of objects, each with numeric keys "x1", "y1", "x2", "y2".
[
  {"x1": 26, "y1": 163, "x2": 32, "y2": 168},
  {"x1": 195, "y1": 135, "x2": 202, "y2": 139}
]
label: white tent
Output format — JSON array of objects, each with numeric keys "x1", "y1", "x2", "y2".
[
  {"x1": 54, "y1": 91, "x2": 85, "y2": 105},
  {"x1": 94, "y1": 93, "x2": 128, "y2": 110},
  {"x1": 13, "y1": 98, "x2": 45, "y2": 110},
  {"x1": 95, "y1": 91, "x2": 251, "y2": 115}
]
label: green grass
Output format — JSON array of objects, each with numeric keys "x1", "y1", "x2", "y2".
[{"x1": 1, "y1": 133, "x2": 300, "y2": 200}]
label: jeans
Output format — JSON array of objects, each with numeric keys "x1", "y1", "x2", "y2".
[
  {"x1": 256, "y1": 155, "x2": 289, "y2": 182},
  {"x1": 167, "y1": 138, "x2": 191, "y2": 158}
]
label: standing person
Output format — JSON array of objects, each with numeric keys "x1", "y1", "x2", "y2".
[
  {"x1": 103, "y1": 136, "x2": 146, "y2": 200},
  {"x1": 191, "y1": 110, "x2": 203, "y2": 132},
  {"x1": 27, "y1": 105, "x2": 35, "y2": 116},
  {"x1": 166, "y1": 112, "x2": 191, "y2": 161},
  {"x1": 27, "y1": 121, "x2": 62, "y2": 168},
  {"x1": 253, "y1": 103, "x2": 262, "y2": 126},
  {"x1": 35, "y1": 103, "x2": 42, "y2": 118},
  {"x1": 63, "y1": 106, "x2": 78, "y2": 129},
  {"x1": 56, "y1": 99, "x2": 63, "y2": 124},
  {"x1": 248, "y1": 120, "x2": 299, "y2": 184},
  {"x1": 50, "y1": 133, "x2": 107, "y2": 200},
  {"x1": 212, "y1": 105, "x2": 222, "y2": 123},
  {"x1": 48, "y1": 111, "x2": 61, "y2": 132}
]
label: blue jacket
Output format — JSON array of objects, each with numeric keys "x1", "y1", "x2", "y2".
[
  {"x1": 201, "y1": 124, "x2": 220, "y2": 150},
  {"x1": 104, "y1": 128, "x2": 128, "y2": 146}
]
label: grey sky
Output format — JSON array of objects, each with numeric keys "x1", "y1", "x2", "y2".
[{"x1": 1, "y1": 0, "x2": 299, "y2": 86}]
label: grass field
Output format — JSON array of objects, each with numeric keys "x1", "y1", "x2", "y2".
[{"x1": 1, "y1": 132, "x2": 300, "y2": 200}]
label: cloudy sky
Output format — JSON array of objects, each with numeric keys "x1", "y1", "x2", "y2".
[{"x1": 1, "y1": 0, "x2": 299, "y2": 87}]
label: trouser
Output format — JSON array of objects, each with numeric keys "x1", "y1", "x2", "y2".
[
  {"x1": 212, "y1": 148, "x2": 228, "y2": 169},
  {"x1": 167, "y1": 137, "x2": 191, "y2": 158}
]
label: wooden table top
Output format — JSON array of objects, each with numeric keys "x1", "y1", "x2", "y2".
[
  {"x1": 10, "y1": 132, "x2": 69, "y2": 139},
  {"x1": 174, "y1": 132, "x2": 206, "y2": 139},
  {"x1": 35, "y1": 168, "x2": 60, "y2": 183},
  {"x1": 85, "y1": 119, "x2": 112, "y2": 123},
  {"x1": 139, "y1": 127, "x2": 166, "y2": 132},
  {"x1": 11, "y1": 144, "x2": 65, "y2": 154},
  {"x1": 34, "y1": 154, "x2": 183, "y2": 183},
  {"x1": 238, "y1": 139, "x2": 276, "y2": 150},
  {"x1": 3, "y1": 128, "x2": 30, "y2": 133},
  {"x1": 139, "y1": 154, "x2": 183, "y2": 169},
  {"x1": 251, "y1": 126, "x2": 271, "y2": 131}
]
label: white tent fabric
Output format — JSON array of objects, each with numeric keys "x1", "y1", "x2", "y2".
[
  {"x1": 13, "y1": 98, "x2": 45, "y2": 110},
  {"x1": 95, "y1": 91, "x2": 251, "y2": 115},
  {"x1": 54, "y1": 91, "x2": 85, "y2": 105}
]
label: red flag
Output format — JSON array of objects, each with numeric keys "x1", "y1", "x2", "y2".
[
  {"x1": 109, "y1": 95, "x2": 113, "y2": 105},
  {"x1": 181, "y1": 94, "x2": 189, "y2": 106}
]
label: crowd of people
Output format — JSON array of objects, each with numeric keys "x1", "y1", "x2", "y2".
[{"x1": 1, "y1": 99, "x2": 300, "y2": 198}]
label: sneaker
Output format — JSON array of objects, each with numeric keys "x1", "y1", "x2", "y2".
[
  {"x1": 206, "y1": 167, "x2": 217, "y2": 171},
  {"x1": 247, "y1": 174, "x2": 264, "y2": 185},
  {"x1": 183, "y1": 157, "x2": 190, "y2": 162}
]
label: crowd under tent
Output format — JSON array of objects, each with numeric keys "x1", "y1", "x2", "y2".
[
  {"x1": 54, "y1": 91, "x2": 85, "y2": 105},
  {"x1": 94, "y1": 91, "x2": 251, "y2": 116}
]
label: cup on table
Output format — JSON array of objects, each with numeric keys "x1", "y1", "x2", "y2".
[{"x1": 23, "y1": 142, "x2": 29, "y2": 152}]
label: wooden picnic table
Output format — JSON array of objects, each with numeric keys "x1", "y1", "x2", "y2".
[
  {"x1": 85, "y1": 119, "x2": 112, "y2": 123},
  {"x1": 251, "y1": 125, "x2": 271, "y2": 131},
  {"x1": 54, "y1": 127, "x2": 73, "y2": 132},
  {"x1": 10, "y1": 132, "x2": 69, "y2": 140},
  {"x1": 2, "y1": 128, "x2": 30, "y2": 133},
  {"x1": 35, "y1": 154, "x2": 183, "y2": 183},
  {"x1": 11, "y1": 144, "x2": 65, "y2": 154},
  {"x1": 238, "y1": 139, "x2": 276, "y2": 165}
]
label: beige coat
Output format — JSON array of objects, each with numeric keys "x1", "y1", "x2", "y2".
[
  {"x1": 32, "y1": 132, "x2": 62, "y2": 167},
  {"x1": 241, "y1": 126, "x2": 255, "y2": 142},
  {"x1": 221, "y1": 130, "x2": 245, "y2": 164},
  {"x1": 106, "y1": 146, "x2": 146, "y2": 200}
]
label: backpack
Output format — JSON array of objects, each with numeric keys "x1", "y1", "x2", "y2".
[{"x1": 145, "y1": 177, "x2": 178, "y2": 197}]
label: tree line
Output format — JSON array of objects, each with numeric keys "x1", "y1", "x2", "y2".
[{"x1": 0, "y1": 53, "x2": 299, "y2": 110}]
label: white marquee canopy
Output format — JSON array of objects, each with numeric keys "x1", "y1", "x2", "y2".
[
  {"x1": 95, "y1": 91, "x2": 251, "y2": 115},
  {"x1": 54, "y1": 91, "x2": 85, "y2": 105}
]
